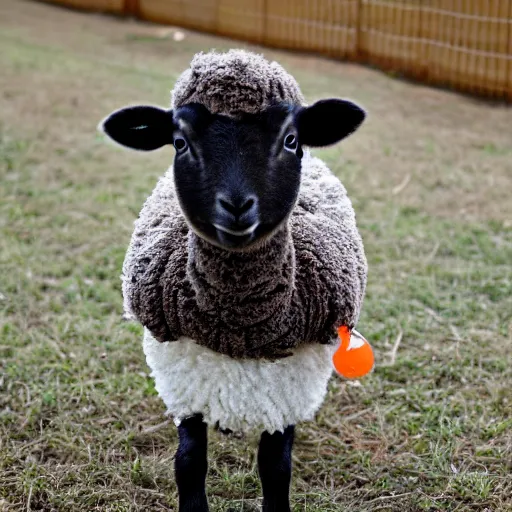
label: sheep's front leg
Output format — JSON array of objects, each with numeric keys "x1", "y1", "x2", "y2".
[
  {"x1": 175, "y1": 414, "x2": 209, "y2": 512},
  {"x1": 258, "y1": 425, "x2": 295, "y2": 512}
]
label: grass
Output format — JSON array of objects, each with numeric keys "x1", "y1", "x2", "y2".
[{"x1": 1, "y1": 0, "x2": 511, "y2": 510}]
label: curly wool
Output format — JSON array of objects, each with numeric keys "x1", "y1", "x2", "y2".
[
  {"x1": 171, "y1": 49, "x2": 305, "y2": 116},
  {"x1": 143, "y1": 330, "x2": 337, "y2": 433},
  {"x1": 122, "y1": 152, "x2": 367, "y2": 359}
]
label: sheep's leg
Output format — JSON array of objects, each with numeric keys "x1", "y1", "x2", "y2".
[
  {"x1": 257, "y1": 425, "x2": 295, "y2": 512},
  {"x1": 175, "y1": 414, "x2": 209, "y2": 512}
]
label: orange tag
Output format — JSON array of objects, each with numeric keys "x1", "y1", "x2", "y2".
[{"x1": 333, "y1": 326, "x2": 374, "y2": 379}]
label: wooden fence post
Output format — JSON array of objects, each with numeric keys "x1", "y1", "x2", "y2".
[
  {"x1": 508, "y1": 0, "x2": 512, "y2": 101},
  {"x1": 124, "y1": 0, "x2": 138, "y2": 16},
  {"x1": 355, "y1": 0, "x2": 363, "y2": 61}
]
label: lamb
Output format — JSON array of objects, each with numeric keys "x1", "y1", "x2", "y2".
[{"x1": 100, "y1": 49, "x2": 367, "y2": 512}]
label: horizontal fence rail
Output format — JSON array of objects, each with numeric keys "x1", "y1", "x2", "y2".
[{"x1": 43, "y1": 0, "x2": 512, "y2": 101}]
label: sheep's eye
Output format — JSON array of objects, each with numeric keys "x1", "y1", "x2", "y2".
[
  {"x1": 284, "y1": 133, "x2": 298, "y2": 152},
  {"x1": 173, "y1": 137, "x2": 188, "y2": 153}
]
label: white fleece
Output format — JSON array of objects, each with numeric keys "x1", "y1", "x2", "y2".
[{"x1": 143, "y1": 329, "x2": 337, "y2": 434}]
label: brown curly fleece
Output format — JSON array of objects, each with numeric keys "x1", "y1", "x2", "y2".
[
  {"x1": 171, "y1": 50, "x2": 305, "y2": 115},
  {"x1": 121, "y1": 50, "x2": 367, "y2": 359}
]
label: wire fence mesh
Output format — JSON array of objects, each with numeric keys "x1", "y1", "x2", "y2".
[{"x1": 43, "y1": 0, "x2": 512, "y2": 100}]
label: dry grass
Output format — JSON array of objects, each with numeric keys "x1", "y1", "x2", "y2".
[{"x1": 1, "y1": 1, "x2": 511, "y2": 511}]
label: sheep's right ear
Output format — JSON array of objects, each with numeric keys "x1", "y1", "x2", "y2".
[{"x1": 100, "y1": 106, "x2": 174, "y2": 151}]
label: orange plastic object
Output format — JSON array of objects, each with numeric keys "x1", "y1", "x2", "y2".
[{"x1": 333, "y1": 326, "x2": 374, "y2": 379}]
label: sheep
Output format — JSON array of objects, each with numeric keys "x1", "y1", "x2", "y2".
[{"x1": 100, "y1": 49, "x2": 367, "y2": 512}]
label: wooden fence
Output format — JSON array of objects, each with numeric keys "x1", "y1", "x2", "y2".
[{"x1": 43, "y1": 0, "x2": 512, "y2": 101}]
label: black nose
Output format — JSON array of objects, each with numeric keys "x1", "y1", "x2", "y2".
[{"x1": 216, "y1": 194, "x2": 257, "y2": 219}]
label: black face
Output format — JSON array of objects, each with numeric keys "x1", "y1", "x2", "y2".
[
  {"x1": 172, "y1": 105, "x2": 302, "y2": 249},
  {"x1": 101, "y1": 98, "x2": 366, "y2": 251}
]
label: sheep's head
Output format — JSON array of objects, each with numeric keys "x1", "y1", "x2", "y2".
[{"x1": 101, "y1": 99, "x2": 364, "y2": 250}]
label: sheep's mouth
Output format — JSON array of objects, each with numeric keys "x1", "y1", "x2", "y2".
[
  {"x1": 213, "y1": 223, "x2": 259, "y2": 237},
  {"x1": 214, "y1": 224, "x2": 258, "y2": 249},
  {"x1": 191, "y1": 218, "x2": 282, "y2": 251}
]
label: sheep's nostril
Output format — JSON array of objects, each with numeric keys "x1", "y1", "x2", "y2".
[
  {"x1": 218, "y1": 198, "x2": 237, "y2": 216},
  {"x1": 217, "y1": 195, "x2": 257, "y2": 218},
  {"x1": 239, "y1": 197, "x2": 255, "y2": 215}
]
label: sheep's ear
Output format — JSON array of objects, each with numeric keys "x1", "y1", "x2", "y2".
[
  {"x1": 100, "y1": 105, "x2": 174, "y2": 151},
  {"x1": 296, "y1": 99, "x2": 366, "y2": 147}
]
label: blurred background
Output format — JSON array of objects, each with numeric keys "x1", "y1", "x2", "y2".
[
  {"x1": 0, "y1": 0, "x2": 511, "y2": 511},
  {"x1": 37, "y1": 0, "x2": 512, "y2": 100}
]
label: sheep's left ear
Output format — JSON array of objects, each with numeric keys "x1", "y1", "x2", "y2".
[
  {"x1": 100, "y1": 105, "x2": 174, "y2": 151},
  {"x1": 296, "y1": 99, "x2": 366, "y2": 147}
]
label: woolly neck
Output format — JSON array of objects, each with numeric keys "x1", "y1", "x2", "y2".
[
  {"x1": 186, "y1": 225, "x2": 295, "y2": 331},
  {"x1": 124, "y1": 155, "x2": 366, "y2": 359}
]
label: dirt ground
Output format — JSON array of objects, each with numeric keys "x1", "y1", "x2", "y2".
[{"x1": 0, "y1": 0, "x2": 511, "y2": 511}]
